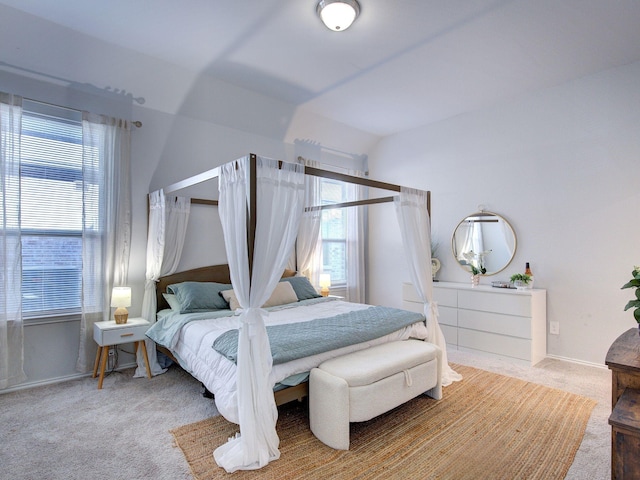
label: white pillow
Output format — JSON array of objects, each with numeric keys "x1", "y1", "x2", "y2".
[
  {"x1": 163, "y1": 293, "x2": 182, "y2": 311},
  {"x1": 221, "y1": 282, "x2": 298, "y2": 311},
  {"x1": 220, "y1": 289, "x2": 241, "y2": 310},
  {"x1": 263, "y1": 281, "x2": 298, "y2": 307}
]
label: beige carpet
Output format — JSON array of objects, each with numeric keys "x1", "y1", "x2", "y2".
[{"x1": 171, "y1": 365, "x2": 597, "y2": 480}]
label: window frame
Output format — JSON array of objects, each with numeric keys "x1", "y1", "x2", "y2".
[{"x1": 319, "y1": 177, "x2": 350, "y2": 288}]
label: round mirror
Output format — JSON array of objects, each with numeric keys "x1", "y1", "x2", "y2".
[{"x1": 451, "y1": 211, "x2": 516, "y2": 276}]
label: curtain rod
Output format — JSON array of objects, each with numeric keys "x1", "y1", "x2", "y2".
[
  {"x1": 20, "y1": 96, "x2": 142, "y2": 128},
  {"x1": 0, "y1": 61, "x2": 146, "y2": 105}
]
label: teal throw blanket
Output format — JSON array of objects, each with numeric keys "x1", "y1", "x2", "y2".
[{"x1": 212, "y1": 305, "x2": 425, "y2": 365}]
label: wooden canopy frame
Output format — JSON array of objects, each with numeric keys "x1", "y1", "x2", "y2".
[
  {"x1": 153, "y1": 153, "x2": 433, "y2": 407},
  {"x1": 162, "y1": 153, "x2": 430, "y2": 276}
]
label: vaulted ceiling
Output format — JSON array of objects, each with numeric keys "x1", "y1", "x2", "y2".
[{"x1": 2, "y1": 0, "x2": 640, "y2": 137}]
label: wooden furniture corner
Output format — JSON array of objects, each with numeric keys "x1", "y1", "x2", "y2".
[{"x1": 606, "y1": 328, "x2": 640, "y2": 479}]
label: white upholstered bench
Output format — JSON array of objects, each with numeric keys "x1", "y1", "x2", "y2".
[{"x1": 309, "y1": 339, "x2": 442, "y2": 450}]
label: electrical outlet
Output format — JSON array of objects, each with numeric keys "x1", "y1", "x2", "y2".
[
  {"x1": 107, "y1": 347, "x2": 116, "y2": 370},
  {"x1": 549, "y1": 321, "x2": 560, "y2": 335}
]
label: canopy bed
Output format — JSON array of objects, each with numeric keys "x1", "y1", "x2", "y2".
[
  {"x1": 149, "y1": 263, "x2": 434, "y2": 415},
  {"x1": 139, "y1": 153, "x2": 460, "y2": 473}
]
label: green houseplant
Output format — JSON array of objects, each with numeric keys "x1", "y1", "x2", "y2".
[
  {"x1": 621, "y1": 266, "x2": 640, "y2": 323},
  {"x1": 510, "y1": 273, "x2": 531, "y2": 290},
  {"x1": 471, "y1": 264, "x2": 487, "y2": 276},
  {"x1": 462, "y1": 250, "x2": 488, "y2": 275}
]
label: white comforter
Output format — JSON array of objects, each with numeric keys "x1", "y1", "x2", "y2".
[{"x1": 162, "y1": 299, "x2": 428, "y2": 423}]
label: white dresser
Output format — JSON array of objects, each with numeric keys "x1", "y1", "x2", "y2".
[{"x1": 402, "y1": 282, "x2": 547, "y2": 365}]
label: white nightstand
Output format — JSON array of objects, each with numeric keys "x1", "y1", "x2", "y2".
[{"x1": 92, "y1": 317, "x2": 152, "y2": 389}]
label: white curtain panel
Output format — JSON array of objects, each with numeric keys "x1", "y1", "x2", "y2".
[
  {"x1": 345, "y1": 170, "x2": 366, "y2": 303},
  {"x1": 295, "y1": 158, "x2": 322, "y2": 279},
  {"x1": 136, "y1": 191, "x2": 190, "y2": 377},
  {"x1": 76, "y1": 113, "x2": 132, "y2": 373},
  {"x1": 394, "y1": 187, "x2": 461, "y2": 386},
  {"x1": 0, "y1": 92, "x2": 26, "y2": 389},
  {"x1": 214, "y1": 155, "x2": 305, "y2": 473}
]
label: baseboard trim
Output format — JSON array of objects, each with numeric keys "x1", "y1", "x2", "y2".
[
  {"x1": 0, "y1": 361, "x2": 138, "y2": 394},
  {"x1": 545, "y1": 353, "x2": 607, "y2": 370}
]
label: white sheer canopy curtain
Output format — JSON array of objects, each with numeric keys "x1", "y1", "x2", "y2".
[
  {"x1": 346, "y1": 169, "x2": 366, "y2": 303},
  {"x1": 290, "y1": 158, "x2": 322, "y2": 280},
  {"x1": 136, "y1": 190, "x2": 190, "y2": 377},
  {"x1": 214, "y1": 156, "x2": 305, "y2": 473},
  {"x1": 76, "y1": 113, "x2": 132, "y2": 373},
  {"x1": 0, "y1": 92, "x2": 26, "y2": 389},
  {"x1": 394, "y1": 187, "x2": 461, "y2": 386}
]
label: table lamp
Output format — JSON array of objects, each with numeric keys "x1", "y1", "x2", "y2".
[
  {"x1": 111, "y1": 286, "x2": 131, "y2": 324},
  {"x1": 319, "y1": 274, "x2": 331, "y2": 297}
]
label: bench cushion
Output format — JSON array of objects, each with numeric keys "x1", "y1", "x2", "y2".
[
  {"x1": 318, "y1": 339, "x2": 439, "y2": 387},
  {"x1": 310, "y1": 339, "x2": 442, "y2": 450}
]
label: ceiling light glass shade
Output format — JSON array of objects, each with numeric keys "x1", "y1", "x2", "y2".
[{"x1": 317, "y1": 0, "x2": 360, "y2": 31}]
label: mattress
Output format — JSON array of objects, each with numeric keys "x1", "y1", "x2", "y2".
[{"x1": 148, "y1": 298, "x2": 428, "y2": 423}]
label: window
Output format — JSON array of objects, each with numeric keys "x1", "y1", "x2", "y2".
[
  {"x1": 19, "y1": 101, "x2": 85, "y2": 319},
  {"x1": 319, "y1": 178, "x2": 349, "y2": 287}
]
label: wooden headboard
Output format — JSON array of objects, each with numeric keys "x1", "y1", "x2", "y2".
[{"x1": 156, "y1": 264, "x2": 231, "y2": 312}]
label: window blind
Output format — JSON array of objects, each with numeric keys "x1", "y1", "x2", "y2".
[{"x1": 20, "y1": 101, "x2": 84, "y2": 317}]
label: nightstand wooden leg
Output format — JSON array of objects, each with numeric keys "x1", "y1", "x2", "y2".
[
  {"x1": 93, "y1": 346, "x2": 102, "y2": 378},
  {"x1": 98, "y1": 345, "x2": 109, "y2": 389},
  {"x1": 137, "y1": 340, "x2": 152, "y2": 379}
]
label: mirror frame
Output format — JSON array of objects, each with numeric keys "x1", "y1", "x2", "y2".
[{"x1": 451, "y1": 211, "x2": 517, "y2": 276}]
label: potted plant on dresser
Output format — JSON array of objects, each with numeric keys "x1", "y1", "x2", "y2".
[{"x1": 510, "y1": 273, "x2": 532, "y2": 291}]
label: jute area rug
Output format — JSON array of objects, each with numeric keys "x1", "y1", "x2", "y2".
[{"x1": 171, "y1": 364, "x2": 596, "y2": 480}]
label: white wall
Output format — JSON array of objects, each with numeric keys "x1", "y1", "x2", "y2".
[
  {"x1": 6, "y1": 1, "x2": 638, "y2": 384},
  {"x1": 368, "y1": 61, "x2": 640, "y2": 366},
  {"x1": 0, "y1": 5, "x2": 379, "y2": 388}
]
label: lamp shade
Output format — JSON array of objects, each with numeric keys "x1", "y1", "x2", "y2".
[
  {"x1": 319, "y1": 274, "x2": 332, "y2": 288},
  {"x1": 317, "y1": 0, "x2": 360, "y2": 31},
  {"x1": 110, "y1": 287, "x2": 131, "y2": 308}
]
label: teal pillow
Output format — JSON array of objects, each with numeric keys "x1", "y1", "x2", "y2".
[
  {"x1": 280, "y1": 276, "x2": 322, "y2": 300},
  {"x1": 167, "y1": 281, "x2": 231, "y2": 313}
]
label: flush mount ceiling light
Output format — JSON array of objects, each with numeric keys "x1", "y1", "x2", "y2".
[{"x1": 316, "y1": 0, "x2": 361, "y2": 31}]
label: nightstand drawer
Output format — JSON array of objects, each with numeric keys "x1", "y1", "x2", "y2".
[{"x1": 93, "y1": 318, "x2": 149, "y2": 346}]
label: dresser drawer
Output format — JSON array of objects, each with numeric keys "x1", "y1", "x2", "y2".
[
  {"x1": 441, "y1": 324, "x2": 457, "y2": 346},
  {"x1": 458, "y1": 309, "x2": 531, "y2": 339},
  {"x1": 403, "y1": 283, "x2": 457, "y2": 308},
  {"x1": 438, "y1": 305, "x2": 457, "y2": 327},
  {"x1": 433, "y1": 286, "x2": 457, "y2": 308},
  {"x1": 402, "y1": 300, "x2": 423, "y2": 315},
  {"x1": 458, "y1": 290, "x2": 531, "y2": 317},
  {"x1": 458, "y1": 328, "x2": 531, "y2": 361}
]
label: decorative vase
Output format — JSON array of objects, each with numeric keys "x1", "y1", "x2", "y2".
[
  {"x1": 471, "y1": 274, "x2": 480, "y2": 287},
  {"x1": 513, "y1": 280, "x2": 527, "y2": 291},
  {"x1": 431, "y1": 258, "x2": 441, "y2": 281}
]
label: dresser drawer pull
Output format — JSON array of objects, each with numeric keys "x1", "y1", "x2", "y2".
[{"x1": 120, "y1": 333, "x2": 134, "y2": 337}]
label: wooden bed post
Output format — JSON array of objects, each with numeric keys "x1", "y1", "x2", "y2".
[{"x1": 248, "y1": 153, "x2": 258, "y2": 282}]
